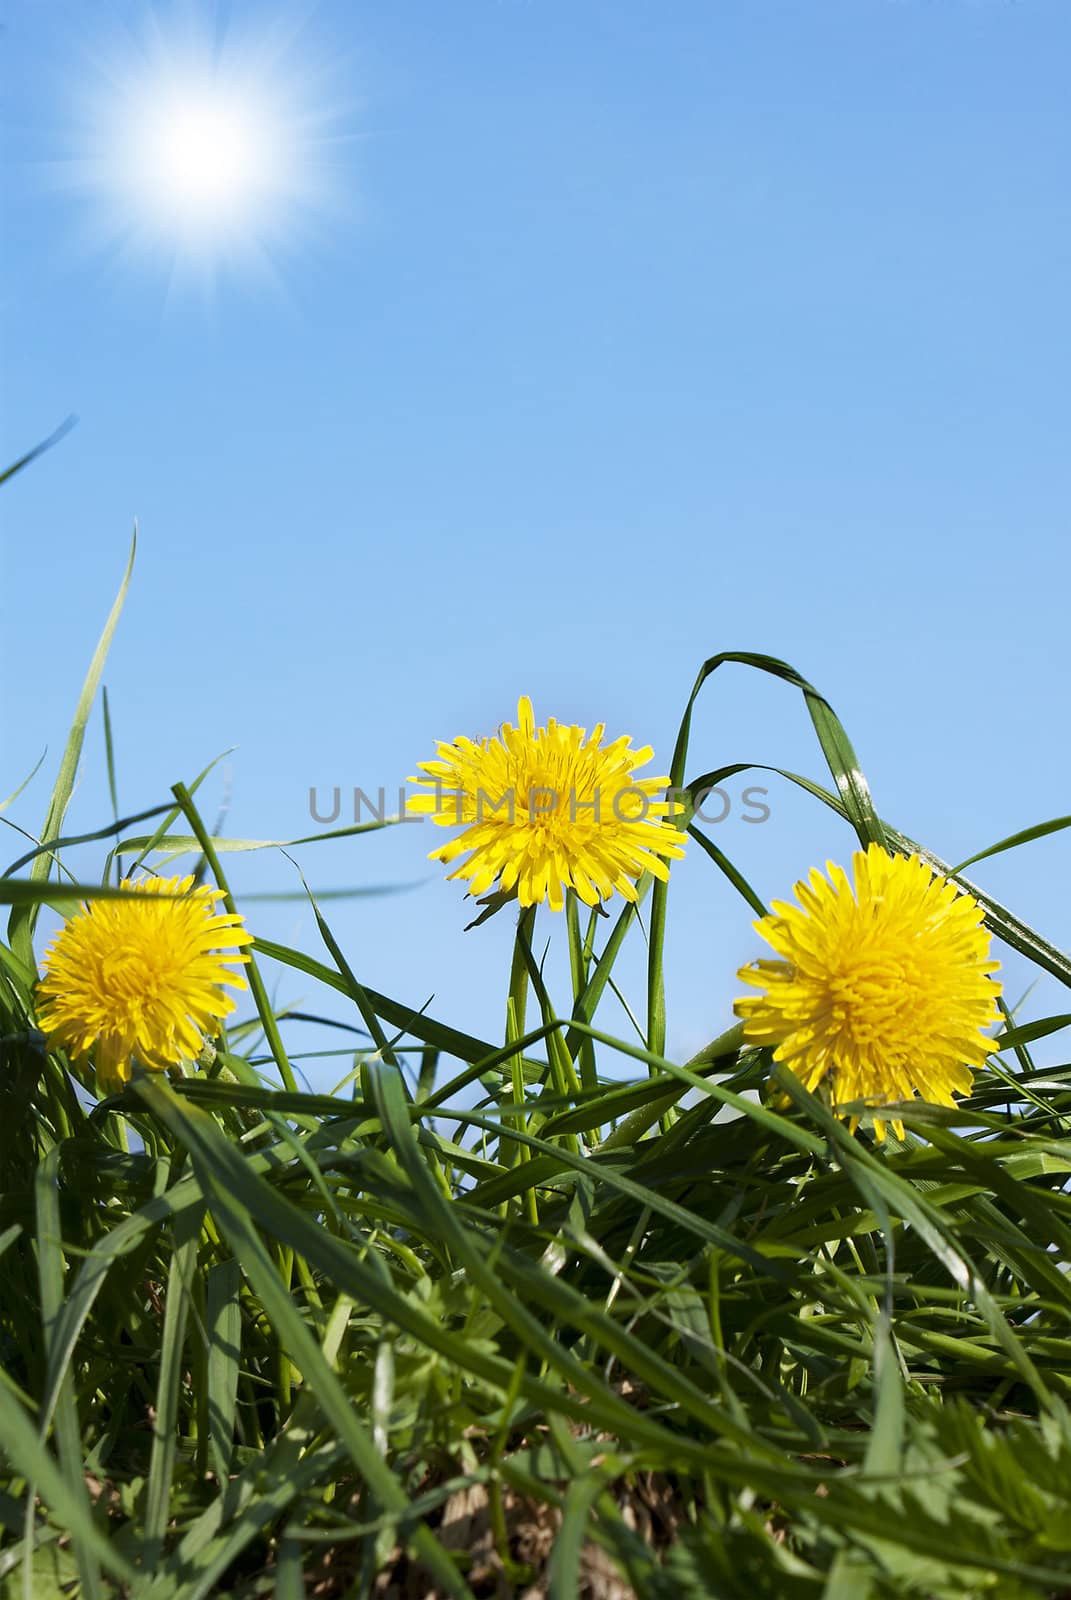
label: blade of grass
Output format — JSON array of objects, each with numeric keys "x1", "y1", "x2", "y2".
[
  {"x1": 171, "y1": 783, "x2": 297, "y2": 1095},
  {"x1": 0, "y1": 416, "x2": 76, "y2": 488},
  {"x1": 204, "y1": 1258, "x2": 242, "y2": 1483},
  {"x1": 8, "y1": 529, "x2": 135, "y2": 968},
  {"x1": 30, "y1": 1147, "x2": 103, "y2": 1600},
  {"x1": 143, "y1": 1201, "x2": 203, "y2": 1564}
]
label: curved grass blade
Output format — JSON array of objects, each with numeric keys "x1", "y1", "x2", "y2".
[
  {"x1": 649, "y1": 651, "x2": 883, "y2": 1063},
  {"x1": 116, "y1": 818, "x2": 399, "y2": 857},
  {"x1": 679, "y1": 759, "x2": 1071, "y2": 992},
  {"x1": 951, "y1": 814, "x2": 1071, "y2": 875},
  {"x1": 3, "y1": 804, "x2": 173, "y2": 878}
]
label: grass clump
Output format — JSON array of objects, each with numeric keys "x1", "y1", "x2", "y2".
[{"x1": 3, "y1": 504, "x2": 1071, "y2": 1598}]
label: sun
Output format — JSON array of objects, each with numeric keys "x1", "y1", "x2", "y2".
[
  {"x1": 145, "y1": 96, "x2": 267, "y2": 220},
  {"x1": 124, "y1": 77, "x2": 282, "y2": 244},
  {"x1": 61, "y1": 10, "x2": 348, "y2": 290}
]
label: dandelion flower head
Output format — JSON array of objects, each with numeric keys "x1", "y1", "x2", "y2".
[
  {"x1": 408, "y1": 696, "x2": 686, "y2": 912},
  {"x1": 37, "y1": 875, "x2": 253, "y2": 1093},
  {"x1": 735, "y1": 844, "x2": 1001, "y2": 1140}
]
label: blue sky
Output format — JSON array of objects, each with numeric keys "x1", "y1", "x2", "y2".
[{"x1": 2, "y1": 0, "x2": 1069, "y2": 1086}]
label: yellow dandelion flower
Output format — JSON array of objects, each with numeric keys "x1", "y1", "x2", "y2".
[
  {"x1": 37, "y1": 875, "x2": 253, "y2": 1094},
  {"x1": 735, "y1": 843, "x2": 1001, "y2": 1140},
  {"x1": 408, "y1": 696, "x2": 686, "y2": 912}
]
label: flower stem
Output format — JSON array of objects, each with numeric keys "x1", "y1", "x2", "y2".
[{"x1": 503, "y1": 909, "x2": 538, "y2": 1222}]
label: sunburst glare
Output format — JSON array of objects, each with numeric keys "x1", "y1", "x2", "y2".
[{"x1": 60, "y1": 8, "x2": 349, "y2": 294}]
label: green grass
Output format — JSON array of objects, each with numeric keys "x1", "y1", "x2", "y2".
[{"x1": 4, "y1": 494, "x2": 1071, "y2": 1597}]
